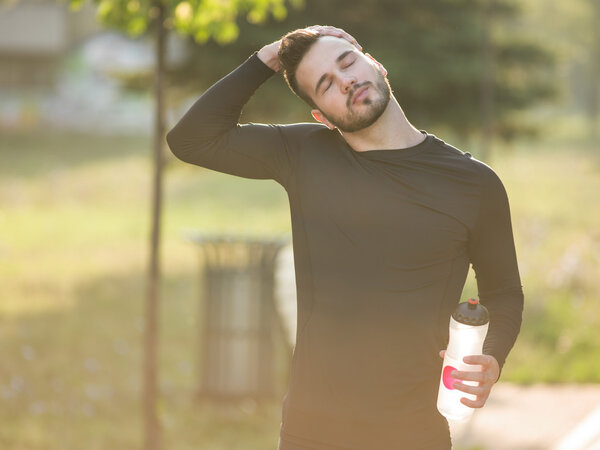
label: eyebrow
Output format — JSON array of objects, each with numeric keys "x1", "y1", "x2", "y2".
[{"x1": 314, "y1": 50, "x2": 355, "y2": 95}]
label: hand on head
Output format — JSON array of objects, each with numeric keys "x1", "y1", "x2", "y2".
[
  {"x1": 257, "y1": 25, "x2": 362, "y2": 72},
  {"x1": 304, "y1": 25, "x2": 362, "y2": 52}
]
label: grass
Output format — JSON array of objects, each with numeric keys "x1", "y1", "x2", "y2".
[{"x1": 1, "y1": 127, "x2": 599, "y2": 448}]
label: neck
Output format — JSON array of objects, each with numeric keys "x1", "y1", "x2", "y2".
[{"x1": 339, "y1": 96, "x2": 425, "y2": 152}]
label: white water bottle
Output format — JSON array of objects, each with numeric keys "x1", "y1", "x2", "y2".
[{"x1": 437, "y1": 297, "x2": 489, "y2": 422}]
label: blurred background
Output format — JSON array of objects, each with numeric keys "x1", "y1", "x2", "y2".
[{"x1": 0, "y1": 0, "x2": 599, "y2": 448}]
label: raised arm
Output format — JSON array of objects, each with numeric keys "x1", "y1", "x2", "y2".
[
  {"x1": 165, "y1": 47, "x2": 293, "y2": 185},
  {"x1": 166, "y1": 26, "x2": 362, "y2": 187}
]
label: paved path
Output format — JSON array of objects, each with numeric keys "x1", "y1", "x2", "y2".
[
  {"x1": 273, "y1": 246, "x2": 600, "y2": 450},
  {"x1": 450, "y1": 383, "x2": 600, "y2": 449}
]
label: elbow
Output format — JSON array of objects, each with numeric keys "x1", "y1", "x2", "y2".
[
  {"x1": 165, "y1": 129, "x2": 182, "y2": 158},
  {"x1": 166, "y1": 127, "x2": 217, "y2": 166},
  {"x1": 165, "y1": 128, "x2": 193, "y2": 163}
]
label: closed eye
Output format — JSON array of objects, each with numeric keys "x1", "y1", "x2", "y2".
[{"x1": 324, "y1": 60, "x2": 356, "y2": 93}]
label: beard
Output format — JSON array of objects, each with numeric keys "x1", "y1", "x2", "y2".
[{"x1": 319, "y1": 70, "x2": 392, "y2": 133}]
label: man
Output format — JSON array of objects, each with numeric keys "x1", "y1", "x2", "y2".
[{"x1": 166, "y1": 25, "x2": 524, "y2": 449}]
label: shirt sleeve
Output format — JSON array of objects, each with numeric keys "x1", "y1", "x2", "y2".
[
  {"x1": 467, "y1": 161, "x2": 524, "y2": 381},
  {"x1": 165, "y1": 51, "x2": 294, "y2": 187}
]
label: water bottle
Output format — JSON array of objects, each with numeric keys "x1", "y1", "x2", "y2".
[{"x1": 437, "y1": 297, "x2": 489, "y2": 422}]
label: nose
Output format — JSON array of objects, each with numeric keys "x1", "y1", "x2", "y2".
[{"x1": 341, "y1": 74, "x2": 357, "y2": 93}]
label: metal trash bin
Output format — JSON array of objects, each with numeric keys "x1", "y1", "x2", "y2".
[{"x1": 189, "y1": 233, "x2": 290, "y2": 401}]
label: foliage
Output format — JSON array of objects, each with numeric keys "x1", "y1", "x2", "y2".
[
  {"x1": 65, "y1": 0, "x2": 303, "y2": 44},
  {"x1": 166, "y1": 0, "x2": 557, "y2": 141},
  {"x1": 62, "y1": 0, "x2": 560, "y2": 141}
]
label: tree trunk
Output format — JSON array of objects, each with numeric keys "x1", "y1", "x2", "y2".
[
  {"x1": 480, "y1": 0, "x2": 495, "y2": 162},
  {"x1": 589, "y1": 0, "x2": 600, "y2": 141},
  {"x1": 143, "y1": 2, "x2": 166, "y2": 449}
]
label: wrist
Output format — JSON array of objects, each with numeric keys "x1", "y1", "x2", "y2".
[{"x1": 257, "y1": 41, "x2": 281, "y2": 72}]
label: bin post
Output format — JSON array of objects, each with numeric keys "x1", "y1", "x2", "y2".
[{"x1": 189, "y1": 233, "x2": 290, "y2": 402}]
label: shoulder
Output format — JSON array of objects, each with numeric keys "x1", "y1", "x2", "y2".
[
  {"x1": 428, "y1": 135, "x2": 508, "y2": 197},
  {"x1": 276, "y1": 122, "x2": 330, "y2": 135},
  {"x1": 424, "y1": 135, "x2": 487, "y2": 180},
  {"x1": 461, "y1": 157, "x2": 513, "y2": 219},
  {"x1": 468, "y1": 157, "x2": 507, "y2": 197},
  {"x1": 434, "y1": 136, "x2": 503, "y2": 184},
  {"x1": 274, "y1": 122, "x2": 334, "y2": 146}
]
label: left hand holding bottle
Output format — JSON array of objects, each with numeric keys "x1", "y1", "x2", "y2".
[{"x1": 438, "y1": 350, "x2": 500, "y2": 408}]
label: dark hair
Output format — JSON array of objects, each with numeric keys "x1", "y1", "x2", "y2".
[{"x1": 278, "y1": 28, "x2": 322, "y2": 109}]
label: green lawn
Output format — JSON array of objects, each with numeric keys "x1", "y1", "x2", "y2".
[{"x1": 1, "y1": 128, "x2": 598, "y2": 449}]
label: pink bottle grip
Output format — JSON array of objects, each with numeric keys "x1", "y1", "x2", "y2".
[{"x1": 442, "y1": 365, "x2": 458, "y2": 390}]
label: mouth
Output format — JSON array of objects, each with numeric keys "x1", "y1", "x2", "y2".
[{"x1": 352, "y1": 85, "x2": 370, "y2": 105}]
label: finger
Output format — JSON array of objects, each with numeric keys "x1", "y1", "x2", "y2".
[
  {"x1": 313, "y1": 27, "x2": 342, "y2": 39},
  {"x1": 340, "y1": 34, "x2": 362, "y2": 50},
  {"x1": 463, "y1": 355, "x2": 492, "y2": 367},
  {"x1": 311, "y1": 26, "x2": 362, "y2": 51},
  {"x1": 309, "y1": 25, "x2": 338, "y2": 34},
  {"x1": 460, "y1": 397, "x2": 484, "y2": 409},
  {"x1": 338, "y1": 31, "x2": 362, "y2": 49},
  {"x1": 439, "y1": 350, "x2": 446, "y2": 358},
  {"x1": 451, "y1": 370, "x2": 484, "y2": 383},
  {"x1": 453, "y1": 381, "x2": 486, "y2": 396}
]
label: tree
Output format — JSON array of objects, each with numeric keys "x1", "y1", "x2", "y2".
[
  {"x1": 582, "y1": 0, "x2": 600, "y2": 140},
  {"x1": 65, "y1": 0, "x2": 300, "y2": 449},
  {"x1": 502, "y1": 0, "x2": 599, "y2": 143}
]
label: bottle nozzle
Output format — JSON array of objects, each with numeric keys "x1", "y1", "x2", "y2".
[{"x1": 452, "y1": 297, "x2": 489, "y2": 325}]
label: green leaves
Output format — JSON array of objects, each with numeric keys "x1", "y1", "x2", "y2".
[
  {"x1": 81, "y1": 0, "x2": 153, "y2": 37},
  {"x1": 214, "y1": 21, "x2": 239, "y2": 43},
  {"x1": 73, "y1": 0, "x2": 291, "y2": 44}
]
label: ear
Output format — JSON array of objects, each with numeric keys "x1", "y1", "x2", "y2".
[
  {"x1": 311, "y1": 109, "x2": 335, "y2": 130},
  {"x1": 365, "y1": 52, "x2": 387, "y2": 77}
]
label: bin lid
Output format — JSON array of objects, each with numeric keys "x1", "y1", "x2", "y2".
[{"x1": 185, "y1": 231, "x2": 291, "y2": 268}]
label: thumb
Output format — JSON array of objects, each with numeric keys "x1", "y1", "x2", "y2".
[{"x1": 439, "y1": 350, "x2": 446, "y2": 358}]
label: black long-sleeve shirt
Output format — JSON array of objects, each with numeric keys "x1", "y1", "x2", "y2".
[{"x1": 166, "y1": 51, "x2": 524, "y2": 450}]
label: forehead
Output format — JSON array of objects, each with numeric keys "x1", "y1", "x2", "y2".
[{"x1": 296, "y1": 36, "x2": 357, "y2": 95}]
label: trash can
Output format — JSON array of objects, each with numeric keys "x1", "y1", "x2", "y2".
[{"x1": 189, "y1": 233, "x2": 290, "y2": 401}]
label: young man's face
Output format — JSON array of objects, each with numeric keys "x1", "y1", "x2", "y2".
[{"x1": 295, "y1": 36, "x2": 391, "y2": 133}]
